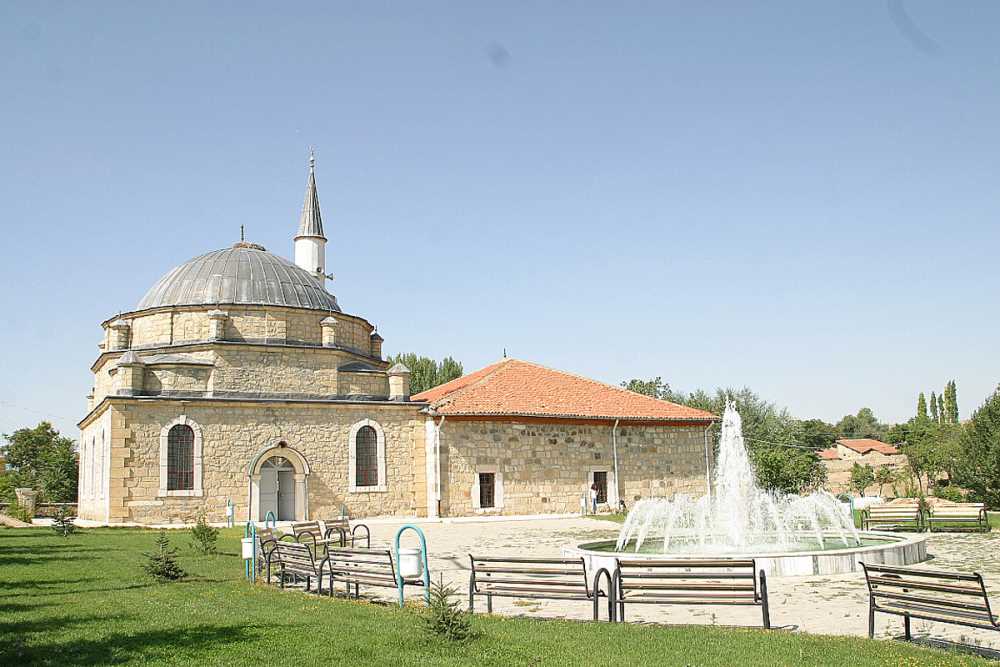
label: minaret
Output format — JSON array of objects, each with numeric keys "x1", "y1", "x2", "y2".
[{"x1": 294, "y1": 150, "x2": 328, "y2": 284}]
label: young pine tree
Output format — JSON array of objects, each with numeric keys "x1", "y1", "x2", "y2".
[
  {"x1": 143, "y1": 530, "x2": 186, "y2": 581},
  {"x1": 51, "y1": 505, "x2": 76, "y2": 537},
  {"x1": 930, "y1": 392, "x2": 939, "y2": 423},
  {"x1": 424, "y1": 575, "x2": 472, "y2": 642},
  {"x1": 190, "y1": 512, "x2": 219, "y2": 554}
]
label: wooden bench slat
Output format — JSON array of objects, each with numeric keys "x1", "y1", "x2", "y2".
[
  {"x1": 869, "y1": 576, "x2": 985, "y2": 596},
  {"x1": 863, "y1": 564, "x2": 982, "y2": 581},
  {"x1": 617, "y1": 559, "x2": 755, "y2": 568}
]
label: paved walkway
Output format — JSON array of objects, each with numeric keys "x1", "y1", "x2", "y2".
[{"x1": 338, "y1": 516, "x2": 1000, "y2": 650}]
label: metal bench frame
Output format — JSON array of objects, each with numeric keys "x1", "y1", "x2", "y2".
[
  {"x1": 862, "y1": 562, "x2": 1000, "y2": 640},
  {"x1": 268, "y1": 541, "x2": 328, "y2": 594},
  {"x1": 468, "y1": 555, "x2": 613, "y2": 621},
  {"x1": 861, "y1": 506, "x2": 924, "y2": 532},
  {"x1": 611, "y1": 558, "x2": 770, "y2": 628},
  {"x1": 325, "y1": 547, "x2": 422, "y2": 601}
]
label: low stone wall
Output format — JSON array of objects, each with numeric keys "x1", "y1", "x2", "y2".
[{"x1": 0, "y1": 503, "x2": 78, "y2": 518}]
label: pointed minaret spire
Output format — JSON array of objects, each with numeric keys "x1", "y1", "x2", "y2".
[{"x1": 294, "y1": 149, "x2": 328, "y2": 284}]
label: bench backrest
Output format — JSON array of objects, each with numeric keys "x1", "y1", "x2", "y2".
[
  {"x1": 928, "y1": 504, "x2": 986, "y2": 517},
  {"x1": 866, "y1": 505, "x2": 921, "y2": 519},
  {"x1": 861, "y1": 563, "x2": 997, "y2": 629},
  {"x1": 272, "y1": 541, "x2": 318, "y2": 574},
  {"x1": 615, "y1": 559, "x2": 761, "y2": 604},
  {"x1": 469, "y1": 556, "x2": 590, "y2": 597},
  {"x1": 326, "y1": 547, "x2": 397, "y2": 582},
  {"x1": 291, "y1": 521, "x2": 324, "y2": 541}
]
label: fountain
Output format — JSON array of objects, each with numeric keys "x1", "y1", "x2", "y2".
[{"x1": 566, "y1": 402, "x2": 927, "y2": 576}]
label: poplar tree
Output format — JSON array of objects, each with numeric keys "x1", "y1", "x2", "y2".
[
  {"x1": 937, "y1": 394, "x2": 946, "y2": 424},
  {"x1": 945, "y1": 380, "x2": 959, "y2": 423},
  {"x1": 930, "y1": 391, "x2": 939, "y2": 423},
  {"x1": 917, "y1": 393, "x2": 929, "y2": 422}
]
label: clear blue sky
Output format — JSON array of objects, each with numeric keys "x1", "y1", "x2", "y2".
[{"x1": 2, "y1": 2, "x2": 998, "y2": 438}]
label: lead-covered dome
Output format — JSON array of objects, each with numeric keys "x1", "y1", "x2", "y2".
[{"x1": 136, "y1": 243, "x2": 341, "y2": 312}]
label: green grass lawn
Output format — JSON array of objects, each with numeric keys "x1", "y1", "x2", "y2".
[{"x1": 1, "y1": 527, "x2": 995, "y2": 666}]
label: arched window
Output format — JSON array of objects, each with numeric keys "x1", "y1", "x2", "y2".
[
  {"x1": 355, "y1": 426, "x2": 378, "y2": 487},
  {"x1": 348, "y1": 419, "x2": 386, "y2": 492},
  {"x1": 167, "y1": 424, "x2": 195, "y2": 491}
]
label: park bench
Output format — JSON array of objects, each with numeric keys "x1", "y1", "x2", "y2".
[
  {"x1": 611, "y1": 558, "x2": 771, "y2": 628},
  {"x1": 926, "y1": 503, "x2": 990, "y2": 532},
  {"x1": 861, "y1": 504, "x2": 923, "y2": 532},
  {"x1": 467, "y1": 556, "x2": 613, "y2": 620},
  {"x1": 268, "y1": 541, "x2": 329, "y2": 593},
  {"x1": 291, "y1": 520, "x2": 344, "y2": 554},
  {"x1": 255, "y1": 526, "x2": 295, "y2": 582},
  {"x1": 861, "y1": 563, "x2": 1000, "y2": 640},
  {"x1": 325, "y1": 547, "x2": 422, "y2": 600},
  {"x1": 322, "y1": 517, "x2": 371, "y2": 548}
]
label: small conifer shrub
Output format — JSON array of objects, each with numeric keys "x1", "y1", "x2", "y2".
[
  {"x1": 190, "y1": 512, "x2": 219, "y2": 554},
  {"x1": 142, "y1": 530, "x2": 186, "y2": 581},
  {"x1": 51, "y1": 505, "x2": 76, "y2": 537},
  {"x1": 424, "y1": 575, "x2": 472, "y2": 642}
]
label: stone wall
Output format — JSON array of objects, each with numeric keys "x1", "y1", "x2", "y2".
[
  {"x1": 106, "y1": 305, "x2": 376, "y2": 356},
  {"x1": 339, "y1": 371, "x2": 390, "y2": 398},
  {"x1": 439, "y1": 419, "x2": 710, "y2": 516},
  {"x1": 145, "y1": 366, "x2": 212, "y2": 395},
  {"x1": 80, "y1": 398, "x2": 426, "y2": 524},
  {"x1": 822, "y1": 453, "x2": 909, "y2": 496}
]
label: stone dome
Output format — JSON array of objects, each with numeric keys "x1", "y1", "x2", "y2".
[{"x1": 136, "y1": 244, "x2": 341, "y2": 312}]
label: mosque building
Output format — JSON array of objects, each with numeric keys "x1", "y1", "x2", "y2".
[{"x1": 77, "y1": 157, "x2": 715, "y2": 524}]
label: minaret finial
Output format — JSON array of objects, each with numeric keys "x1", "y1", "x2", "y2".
[
  {"x1": 240, "y1": 224, "x2": 245, "y2": 242},
  {"x1": 309, "y1": 146, "x2": 315, "y2": 172}
]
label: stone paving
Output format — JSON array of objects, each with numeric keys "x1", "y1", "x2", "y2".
[{"x1": 337, "y1": 516, "x2": 1000, "y2": 650}]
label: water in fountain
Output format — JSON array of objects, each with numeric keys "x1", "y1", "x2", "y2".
[{"x1": 616, "y1": 402, "x2": 860, "y2": 554}]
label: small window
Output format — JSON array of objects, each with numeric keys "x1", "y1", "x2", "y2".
[
  {"x1": 167, "y1": 424, "x2": 195, "y2": 491},
  {"x1": 593, "y1": 471, "x2": 608, "y2": 504},
  {"x1": 355, "y1": 425, "x2": 378, "y2": 487},
  {"x1": 479, "y1": 472, "x2": 495, "y2": 509}
]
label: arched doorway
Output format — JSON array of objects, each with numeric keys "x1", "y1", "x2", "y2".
[
  {"x1": 259, "y1": 456, "x2": 296, "y2": 521},
  {"x1": 247, "y1": 442, "x2": 311, "y2": 522}
]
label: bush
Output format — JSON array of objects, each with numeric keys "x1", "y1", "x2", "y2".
[
  {"x1": 51, "y1": 505, "x2": 76, "y2": 537},
  {"x1": 933, "y1": 485, "x2": 966, "y2": 503},
  {"x1": 190, "y1": 513, "x2": 219, "y2": 554},
  {"x1": 424, "y1": 576, "x2": 472, "y2": 642},
  {"x1": 142, "y1": 530, "x2": 186, "y2": 581},
  {"x1": 6, "y1": 501, "x2": 32, "y2": 523}
]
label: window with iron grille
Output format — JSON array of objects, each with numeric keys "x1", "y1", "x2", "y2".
[
  {"x1": 355, "y1": 426, "x2": 378, "y2": 487},
  {"x1": 167, "y1": 424, "x2": 194, "y2": 491},
  {"x1": 593, "y1": 471, "x2": 608, "y2": 504},
  {"x1": 479, "y1": 472, "x2": 495, "y2": 509}
]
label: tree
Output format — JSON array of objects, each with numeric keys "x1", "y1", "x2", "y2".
[
  {"x1": 944, "y1": 380, "x2": 959, "y2": 424},
  {"x1": 388, "y1": 354, "x2": 464, "y2": 396},
  {"x1": 916, "y1": 393, "x2": 929, "y2": 422},
  {"x1": 752, "y1": 448, "x2": 827, "y2": 495},
  {"x1": 930, "y1": 391, "x2": 939, "y2": 423},
  {"x1": 1, "y1": 422, "x2": 78, "y2": 503},
  {"x1": 799, "y1": 419, "x2": 837, "y2": 450},
  {"x1": 954, "y1": 386, "x2": 1000, "y2": 508},
  {"x1": 850, "y1": 463, "x2": 875, "y2": 497},
  {"x1": 834, "y1": 408, "x2": 887, "y2": 441},
  {"x1": 621, "y1": 377, "x2": 672, "y2": 400},
  {"x1": 937, "y1": 394, "x2": 945, "y2": 424},
  {"x1": 142, "y1": 530, "x2": 185, "y2": 581},
  {"x1": 874, "y1": 466, "x2": 897, "y2": 498}
]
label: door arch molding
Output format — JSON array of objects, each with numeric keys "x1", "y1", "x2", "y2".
[{"x1": 247, "y1": 440, "x2": 310, "y2": 521}]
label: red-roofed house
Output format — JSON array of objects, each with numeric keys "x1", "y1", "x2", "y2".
[
  {"x1": 818, "y1": 438, "x2": 907, "y2": 496},
  {"x1": 413, "y1": 358, "x2": 716, "y2": 516}
]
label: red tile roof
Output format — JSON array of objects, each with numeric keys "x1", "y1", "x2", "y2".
[
  {"x1": 836, "y1": 438, "x2": 900, "y2": 455},
  {"x1": 412, "y1": 358, "x2": 717, "y2": 422},
  {"x1": 818, "y1": 447, "x2": 840, "y2": 460}
]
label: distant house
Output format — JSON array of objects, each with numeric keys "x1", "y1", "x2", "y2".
[{"x1": 819, "y1": 438, "x2": 907, "y2": 496}]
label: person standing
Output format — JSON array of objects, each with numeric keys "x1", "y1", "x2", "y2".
[{"x1": 590, "y1": 483, "x2": 599, "y2": 514}]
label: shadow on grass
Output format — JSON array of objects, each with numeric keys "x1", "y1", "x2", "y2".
[
  {"x1": 0, "y1": 623, "x2": 263, "y2": 664},
  {"x1": 0, "y1": 577, "x2": 100, "y2": 590},
  {"x1": 904, "y1": 635, "x2": 1000, "y2": 661}
]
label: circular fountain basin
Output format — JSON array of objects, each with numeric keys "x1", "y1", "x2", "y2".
[{"x1": 564, "y1": 531, "x2": 927, "y2": 577}]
